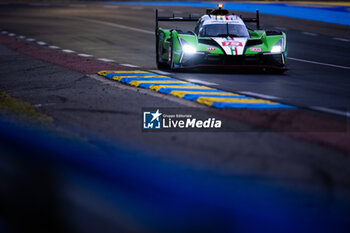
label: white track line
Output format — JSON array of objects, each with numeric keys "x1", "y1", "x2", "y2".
[
  {"x1": 186, "y1": 78, "x2": 218, "y2": 86},
  {"x1": 121, "y1": 63, "x2": 140, "y2": 68},
  {"x1": 149, "y1": 70, "x2": 172, "y2": 75},
  {"x1": 1, "y1": 31, "x2": 8, "y2": 34},
  {"x1": 26, "y1": 38, "x2": 35, "y2": 42},
  {"x1": 333, "y1": 37, "x2": 350, "y2": 42},
  {"x1": 309, "y1": 106, "x2": 350, "y2": 118},
  {"x1": 17, "y1": 35, "x2": 26, "y2": 39},
  {"x1": 239, "y1": 91, "x2": 279, "y2": 100},
  {"x1": 77, "y1": 18, "x2": 153, "y2": 35},
  {"x1": 8, "y1": 33, "x2": 16, "y2": 37},
  {"x1": 62, "y1": 49, "x2": 75, "y2": 53},
  {"x1": 98, "y1": 58, "x2": 115, "y2": 62},
  {"x1": 302, "y1": 32, "x2": 317, "y2": 36},
  {"x1": 36, "y1": 41, "x2": 47, "y2": 45},
  {"x1": 173, "y1": 10, "x2": 183, "y2": 14},
  {"x1": 34, "y1": 103, "x2": 56, "y2": 107},
  {"x1": 78, "y1": 53, "x2": 93, "y2": 57},
  {"x1": 48, "y1": 45, "x2": 60, "y2": 49},
  {"x1": 289, "y1": 57, "x2": 350, "y2": 70}
]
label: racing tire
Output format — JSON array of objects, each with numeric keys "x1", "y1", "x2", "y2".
[
  {"x1": 169, "y1": 46, "x2": 175, "y2": 70},
  {"x1": 157, "y1": 60, "x2": 168, "y2": 69},
  {"x1": 169, "y1": 39, "x2": 177, "y2": 71},
  {"x1": 155, "y1": 34, "x2": 167, "y2": 69}
]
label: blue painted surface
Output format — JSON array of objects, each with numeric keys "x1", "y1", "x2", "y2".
[
  {"x1": 158, "y1": 88, "x2": 227, "y2": 94},
  {"x1": 120, "y1": 77, "x2": 176, "y2": 83},
  {"x1": 138, "y1": 82, "x2": 196, "y2": 88},
  {"x1": 212, "y1": 101, "x2": 296, "y2": 109},
  {"x1": 183, "y1": 94, "x2": 253, "y2": 101},
  {"x1": 104, "y1": 1, "x2": 350, "y2": 26}
]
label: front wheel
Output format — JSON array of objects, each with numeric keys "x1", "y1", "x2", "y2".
[
  {"x1": 157, "y1": 59, "x2": 168, "y2": 69},
  {"x1": 169, "y1": 46, "x2": 175, "y2": 70},
  {"x1": 168, "y1": 42, "x2": 180, "y2": 71}
]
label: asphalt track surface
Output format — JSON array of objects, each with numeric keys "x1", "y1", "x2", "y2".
[
  {"x1": 1, "y1": 3, "x2": 349, "y2": 111},
  {"x1": 1, "y1": 3, "x2": 350, "y2": 231}
]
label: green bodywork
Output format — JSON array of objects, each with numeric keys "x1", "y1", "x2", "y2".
[{"x1": 156, "y1": 27, "x2": 287, "y2": 67}]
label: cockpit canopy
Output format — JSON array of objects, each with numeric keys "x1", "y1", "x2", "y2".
[{"x1": 199, "y1": 24, "x2": 249, "y2": 38}]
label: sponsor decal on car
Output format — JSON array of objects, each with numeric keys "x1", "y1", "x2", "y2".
[
  {"x1": 207, "y1": 47, "x2": 216, "y2": 51},
  {"x1": 221, "y1": 41, "x2": 243, "y2": 47},
  {"x1": 249, "y1": 47, "x2": 262, "y2": 52},
  {"x1": 212, "y1": 37, "x2": 247, "y2": 55}
]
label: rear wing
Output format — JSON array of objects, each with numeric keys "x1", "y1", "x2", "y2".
[
  {"x1": 155, "y1": 9, "x2": 260, "y2": 33},
  {"x1": 242, "y1": 10, "x2": 260, "y2": 30},
  {"x1": 155, "y1": 9, "x2": 200, "y2": 33}
]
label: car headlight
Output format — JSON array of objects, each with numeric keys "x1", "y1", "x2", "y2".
[
  {"x1": 182, "y1": 44, "x2": 196, "y2": 54},
  {"x1": 270, "y1": 38, "x2": 284, "y2": 53},
  {"x1": 178, "y1": 37, "x2": 197, "y2": 54},
  {"x1": 271, "y1": 45, "x2": 282, "y2": 53}
]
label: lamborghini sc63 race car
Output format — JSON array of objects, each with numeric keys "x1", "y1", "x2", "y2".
[{"x1": 155, "y1": 4, "x2": 287, "y2": 72}]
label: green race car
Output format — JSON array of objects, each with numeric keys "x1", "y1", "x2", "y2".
[{"x1": 155, "y1": 5, "x2": 287, "y2": 72}]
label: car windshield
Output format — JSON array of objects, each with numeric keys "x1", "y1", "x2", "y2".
[{"x1": 199, "y1": 24, "x2": 249, "y2": 37}]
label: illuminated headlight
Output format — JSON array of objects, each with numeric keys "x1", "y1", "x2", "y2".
[
  {"x1": 271, "y1": 45, "x2": 282, "y2": 53},
  {"x1": 270, "y1": 38, "x2": 284, "y2": 53},
  {"x1": 182, "y1": 44, "x2": 196, "y2": 54}
]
